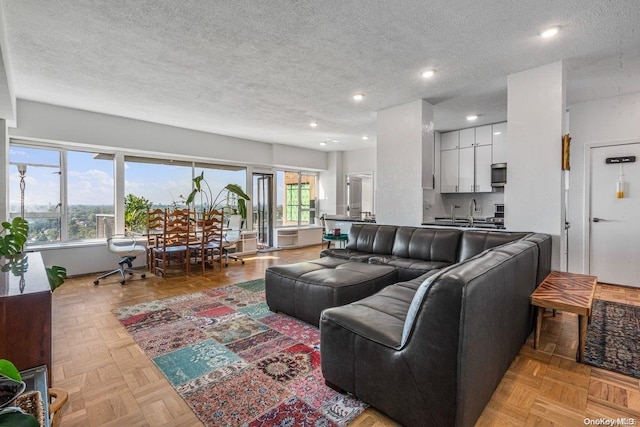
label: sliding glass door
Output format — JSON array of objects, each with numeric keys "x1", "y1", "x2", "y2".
[{"x1": 252, "y1": 173, "x2": 273, "y2": 249}]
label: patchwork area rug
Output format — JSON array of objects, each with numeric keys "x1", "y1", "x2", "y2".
[
  {"x1": 114, "y1": 279, "x2": 367, "y2": 426},
  {"x1": 584, "y1": 299, "x2": 640, "y2": 379}
]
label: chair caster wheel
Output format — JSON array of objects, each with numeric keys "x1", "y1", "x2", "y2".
[
  {"x1": 241, "y1": 260, "x2": 245, "y2": 265},
  {"x1": 141, "y1": 274, "x2": 146, "y2": 279},
  {"x1": 120, "y1": 280, "x2": 126, "y2": 285},
  {"x1": 129, "y1": 272, "x2": 134, "y2": 276},
  {"x1": 94, "y1": 280, "x2": 99, "y2": 286}
]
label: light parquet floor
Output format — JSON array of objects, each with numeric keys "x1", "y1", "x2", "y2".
[{"x1": 51, "y1": 246, "x2": 640, "y2": 426}]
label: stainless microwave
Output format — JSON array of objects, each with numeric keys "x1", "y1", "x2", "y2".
[{"x1": 491, "y1": 163, "x2": 507, "y2": 187}]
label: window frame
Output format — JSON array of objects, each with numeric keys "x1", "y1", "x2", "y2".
[
  {"x1": 9, "y1": 139, "x2": 250, "y2": 246},
  {"x1": 277, "y1": 170, "x2": 318, "y2": 227}
]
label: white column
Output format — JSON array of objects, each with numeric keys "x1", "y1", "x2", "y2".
[
  {"x1": 0, "y1": 119, "x2": 8, "y2": 223},
  {"x1": 376, "y1": 99, "x2": 434, "y2": 226},
  {"x1": 319, "y1": 151, "x2": 343, "y2": 216},
  {"x1": 114, "y1": 152, "x2": 126, "y2": 234},
  {"x1": 506, "y1": 61, "x2": 566, "y2": 270}
]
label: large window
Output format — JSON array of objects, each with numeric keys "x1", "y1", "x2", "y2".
[
  {"x1": 9, "y1": 144, "x2": 114, "y2": 243},
  {"x1": 123, "y1": 157, "x2": 247, "y2": 233},
  {"x1": 276, "y1": 170, "x2": 318, "y2": 227},
  {"x1": 9, "y1": 143, "x2": 248, "y2": 243}
]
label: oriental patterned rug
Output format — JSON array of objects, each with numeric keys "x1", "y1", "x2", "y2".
[
  {"x1": 114, "y1": 279, "x2": 367, "y2": 427},
  {"x1": 584, "y1": 299, "x2": 640, "y2": 379}
]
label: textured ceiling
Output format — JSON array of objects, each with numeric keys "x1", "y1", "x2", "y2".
[{"x1": 2, "y1": 0, "x2": 640, "y2": 151}]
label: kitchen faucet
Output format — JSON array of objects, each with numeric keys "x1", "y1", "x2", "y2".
[
  {"x1": 468, "y1": 198, "x2": 476, "y2": 227},
  {"x1": 450, "y1": 204, "x2": 460, "y2": 222}
]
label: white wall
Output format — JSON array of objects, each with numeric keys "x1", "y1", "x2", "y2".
[
  {"x1": 343, "y1": 147, "x2": 376, "y2": 175},
  {"x1": 567, "y1": 92, "x2": 640, "y2": 273},
  {"x1": 376, "y1": 99, "x2": 433, "y2": 226},
  {"x1": 506, "y1": 61, "x2": 566, "y2": 270},
  {"x1": 11, "y1": 100, "x2": 328, "y2": 170}
]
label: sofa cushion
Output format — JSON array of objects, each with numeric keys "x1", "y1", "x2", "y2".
[
  {"x1": 392, "y1": 227, "x2": 461, "y2": 263},
  {"x1": 346, "y1": 224, "x2": 397, "y2": 255},
  {"x1": 266, "y1": 259, "x2": 399, "y2": 326},
  {"x1": 320, "y1": 281, "x2": 416, "y2": 349},
  {"x1": 319, "y1": 269, "x2": 439, "y2": 349},
  {"x1": 368, "y1": 256, "x2": 451, "y2": 280},
  {"x1": 458, "y1": 230, "x2": 529, "y2": 262},
  {"x1": 319, "y1": 248, "x2": 376, "y2": 262}
]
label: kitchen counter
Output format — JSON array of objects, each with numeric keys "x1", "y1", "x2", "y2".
[
  {"x1": 422, "y1": 217, "x2": 505, "y2": 230},
  {"x1": 323, "y1": 216, "x2": 376, "y2": 223}
]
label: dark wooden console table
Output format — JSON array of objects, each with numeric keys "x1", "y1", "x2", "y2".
[{"x1": 0, "y1": 252, "x2": 52, "y2": 383}]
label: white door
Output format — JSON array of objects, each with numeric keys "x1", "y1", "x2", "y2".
[
  {"x1": 348, "y1": 176, "x2": 362, "y2": 219},
  {"x1": 589, "y1": 142, "x2": 640, "y2": 287}
]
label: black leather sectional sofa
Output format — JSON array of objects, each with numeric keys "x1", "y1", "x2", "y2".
[{"x1": 316, "y1": 224, "x2": 551, "y2": 426}]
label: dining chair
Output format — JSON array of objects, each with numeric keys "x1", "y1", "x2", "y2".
[
  {"x1": 153, "y1": 207, "x2": 191, "y2": 277},
  {"x1": 193, "y1": 208, "x2": 225, "y2": 272},
  {"x1": 145, "y1": 208, "x2": 165, "y2": 270}
]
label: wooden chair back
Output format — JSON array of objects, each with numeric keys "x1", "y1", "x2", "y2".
[{"x1": 198, "y1": 208, "x2": 225, "y2": 271}]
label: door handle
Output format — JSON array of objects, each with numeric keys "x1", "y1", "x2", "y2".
[{"x1": 592, "y1": 217, "x2": 606, "y2": 222}]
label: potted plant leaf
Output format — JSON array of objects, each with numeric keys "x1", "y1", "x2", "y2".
[
  {"x1": 0, "y1": 360, "x2": 39, "y2": 427},
  {"x1": 185, "y1": 172, "x2": 250, "y2": 219}
]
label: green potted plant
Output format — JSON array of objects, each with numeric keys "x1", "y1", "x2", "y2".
[
  {"x1": 0, "y1": 360, "x2": 39, "y2": 427},
  {"x1": 1, "y1": 217, "x2": 67, "y2": 292},
  {"x1": 184, "y1": 172, "x2": 250, "y2": 219}
]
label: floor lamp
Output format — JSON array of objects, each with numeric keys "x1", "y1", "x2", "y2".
[{"x1": 17, "y1": 163, "x2": 27, "y2": 218}]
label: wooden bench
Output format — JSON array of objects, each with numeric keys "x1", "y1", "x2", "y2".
[{"x1": 530, "y1": 271, "x2": 597, "y2": 362}]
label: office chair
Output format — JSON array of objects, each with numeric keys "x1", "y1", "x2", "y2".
[
  {"x1": 223, "y1": 214, "x2": 245, "y2": 267},
  {"x1": 94, "y1": 220, "x2": 147, "y2": 285}
]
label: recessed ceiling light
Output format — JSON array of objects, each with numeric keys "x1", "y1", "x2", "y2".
[
  {"x1": 362, "y1": 135, "x2": 369, "y2": 141},
  {"x1": 332, "y1": 139, "x2": 340, "y2": 143},
  {"x1": 352, "y1": 93, "x2": 365, "y2": 102},
  {"x1": 540, "y1": 27, "x2": 559, "y2": 38},
  {"x1": 421, "y1": 69, "x2": 435, "y2": 79},
  {"x1": 466, "y1": 114, "x2": 478, "y2": 121},
  {"x1": 309, "y1": 122, "x2": 318, "y2": 128},
  {"x1": 319, "y1": 141, "x2": 327, "y2": 146},
  {"x1": 493, "y1": 131, "x2": 502, "y2": 135}
]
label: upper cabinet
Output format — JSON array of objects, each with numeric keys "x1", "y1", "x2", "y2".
[
  {"x1": 491, "y1": 122, "x2": 508, "y2": 164},
  {"x1": 440, "y1": 122, "x2": 506, "y2": 194},
  {"x1": 441, "y1": 131, "x2": 459, "y2": 151},
  {"x1": 475, "y1": 125, "x2": 493, "y2": 147},
  {"x1": 458, "y1": 128, "x2": 475, "y2": 148}
]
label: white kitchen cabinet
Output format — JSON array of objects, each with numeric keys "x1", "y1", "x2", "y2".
[
  {"x1": 459, "y1": 128, "x2": 475, "y2": 148},
  {"x1": 492, "y1": 122, "x2": 507, "y2": 164},
  {"x1": 458, "y1": 146, "x2": 475, "y2": 192},
  {"x1": 440, "y1": 122, "x2": 502, "y2": 193},
  {"x1": 440, "y1": 149, "x2": 459, "y2": 193},
  {"x1": 441, "y1": 131, "x2": 459, "y2": 151},
  {"x1": 474, "y1": 144, "x2": 493, "y2": 192},
  {"x1": 475, "y1": 125, "x2": 493, "y2": 146}
]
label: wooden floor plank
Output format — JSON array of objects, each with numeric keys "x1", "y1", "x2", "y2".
[{"x1": 50, "y1": 245, "x2": 640, "y2": 426}]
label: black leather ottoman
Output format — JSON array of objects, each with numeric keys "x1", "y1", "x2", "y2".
[{"x1": 265, "y1": 257, "x2": 398, "y2": 326}]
